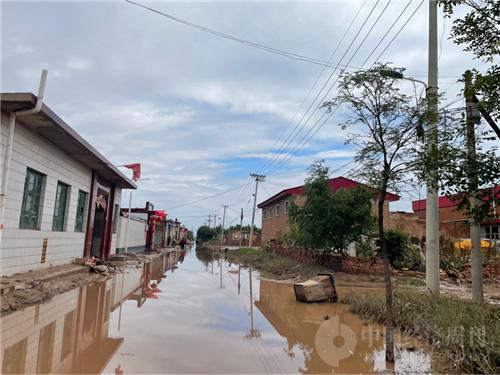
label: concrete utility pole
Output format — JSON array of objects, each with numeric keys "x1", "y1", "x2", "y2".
[
  {"x1": 426, "y1": 0, "x2": 440, "y2": 297},
  {"x1": 208, "y1": 214, "x2": 211, "y2": 228},
  {"x1": 220, "y1": 205, "x2": 228, "y2": 246},
  {"x1": 213, "y1": 214, "x2": 217, "y2": 230},
  {"x1": 249, "y1": 174, "x2": 265, "y2": 248},
  {"x1": 465, "y1": 70, "x2": 483, "y2": 303},
  {"x1": 239, "y1": 208, "x2": 244, "y2": 248}
]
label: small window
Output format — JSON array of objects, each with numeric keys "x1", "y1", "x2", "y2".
[
  {"x1": 19, "y1": 168, "x2": 45, "y2": 230},
  {"x1": 263, "y1": 209, "x2": 267, "y2": 219},
  {"x1": 284, "y1": 201, "x2": 289, "y2": 215},
  {"x1": 269, "y1": 208, "x2": 272, "y2": 218},
  {"x1": 275, "y1": 204, "x2": 280, "y2": 217},
  {"x1": 74, "y1": 190, "x2": 88, "y2": 232},
  {"x1": 112, "y1": 204, "x2": 120, "y2": 233},
  {"x1": 52, "y1": 182, "x2": 70, "y2": 231}
]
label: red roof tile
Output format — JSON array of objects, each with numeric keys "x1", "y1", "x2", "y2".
[
  {"x1": 258, "y1": 176, "x2": 399, "y2": 208},
  {"x1": 412, "y1": 186, "x2": 500, "y2": 212}
]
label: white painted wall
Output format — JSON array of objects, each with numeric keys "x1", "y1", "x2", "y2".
[
  {"x1": 115, "y1": 214, "x2": 146, "y2": 252},
  {"x1": 1, "y1": 114, "x2": 92, "y2": 275},
  {"x1": 1, "y1": 288, "x2": 79, "y2": 373},
  {"x1": 109, "y1": 186, "x2": 122, "y2": 256},
  {"x1": 1, "y1": 113, "x2": 124, "y2": 275}
]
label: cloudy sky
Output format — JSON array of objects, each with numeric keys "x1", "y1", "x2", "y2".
[{"x1": 1, "y1": 1, "x2": 486, "y2": 231}]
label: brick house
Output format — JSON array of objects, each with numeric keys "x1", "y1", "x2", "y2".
[
  {"x1": 224, "y1": 228, "x2": 261, "y2": 246},
  {"x1": 412, "y1": 188, "x2": 500, "y2": 240},
  {"x1": 1, "y1": 92, "x2": 135, "y2": 275},
  {"x1": 257, "y1": 176, "x2": 399, "y2": 244}
]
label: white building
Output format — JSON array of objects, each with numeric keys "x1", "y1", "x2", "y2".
[{"x1": 0, "y1": 92, "x2": 136, "y2": 276}]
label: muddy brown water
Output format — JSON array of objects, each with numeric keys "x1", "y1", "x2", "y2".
[{"x1": 1, "y1": 246, "x2": 435, "y2": 374}]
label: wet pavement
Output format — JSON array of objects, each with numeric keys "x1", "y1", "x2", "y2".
[{"x1": 1, "y1": 246, "x2": 434, "y2": 374}]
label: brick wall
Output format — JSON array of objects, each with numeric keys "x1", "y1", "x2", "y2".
[
  {"x1": 387, "y1": 211, "x2": 426, "y2": 240},
  {"x1": 461, "y1": 259, "x2": 500, "y2": 280},
  {"x1": 267, "y1": 244, "x2": 386, "y2": 274}
]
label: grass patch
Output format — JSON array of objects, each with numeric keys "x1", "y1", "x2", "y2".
[
  {"x1": 225, "y1": 247, "x2": 326, "y2": 280},
  {"x1": 342, "y1": 290, "x2": 500, "y2": 373},
  {"x1": 394, "y1": 277, "x2": 426, "y2": 288}
]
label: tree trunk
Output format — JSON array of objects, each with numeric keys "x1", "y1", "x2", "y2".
[{"x1": 378, "y1": 193, "x2": 395, "y2": 363}]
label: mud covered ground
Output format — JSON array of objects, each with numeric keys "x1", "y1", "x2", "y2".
[
  {"x1": 1, "y1": 265, "x2": 102, "y2": 316},
  {"x1": 222, "y1": 247, "x2": 500, "y2": 303}
]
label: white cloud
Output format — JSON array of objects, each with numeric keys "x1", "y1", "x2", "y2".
[
  {"x1": 1, "y1": 1, "x2": 489, "y2": 230},
  {"x1": 66, "y1": 57, "x2": 92, "y2": 71}
]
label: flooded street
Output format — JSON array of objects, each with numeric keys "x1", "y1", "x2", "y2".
[{"x1": 1, "y1": 246, "x2": 434, "y2": 374}]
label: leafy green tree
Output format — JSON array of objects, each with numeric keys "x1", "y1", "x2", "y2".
[
  {"x1": 417, "y1": 109, "x2": 500, "y2": 224},
  {"x1": 324, "y1": 64, "x2": 422, "y2": 362},
  {"x1": 196, "y1": 225, "x2": 216, "y2": 241},
  {"x1": 414, "y1": 82, "x2": 500, "y2": 303},
  {"x1": 439, "y1": 0, "x2": 499, "y2": 119},
  {"x1": 288, "y1": 160, "x2": 374, "y2": 252}
]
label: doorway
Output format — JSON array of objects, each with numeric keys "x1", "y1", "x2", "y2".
[{"x1": 85, "y1": 175, "x2": 114, "y2": 260}]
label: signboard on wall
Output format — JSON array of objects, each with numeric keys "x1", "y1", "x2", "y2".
[{"x1": 41, "y1": 238, "x2": 48, "y2": 263}]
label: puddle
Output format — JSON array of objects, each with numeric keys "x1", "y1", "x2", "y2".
[{"x1": 0, "y1": 246, "x2": 434, "y2": 374}]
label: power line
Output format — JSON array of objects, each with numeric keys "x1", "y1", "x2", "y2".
[
  {"x1": 265, "y1": 0, "x2": 395, "y2": 176},
  {"x1": 370, "y1": 0, "x2": 425, "y2": 66},
  {"x1": 265, "y1": 0, "x2": 425, "y2": 176},
  {"x1": 257, "y1": 0, "x2": 368, "y2": 173},
  {"x1": 165, "y1": 182, "x2": 248, "y2": 210},
  {"x1": 359, "y1": 0, "x2": 414, "y2": 67},
  {"x1": 259, "y1": 0, "x2": 383, "y2": 175},
  {"x1": 125, "y1": 0, "x2": 360, "y2": 71}
]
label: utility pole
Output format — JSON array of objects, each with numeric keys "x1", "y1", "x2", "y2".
[
  {"x1": 220, "y1": 205, "x2": 228, "y2": 246},
  {"x1": 239, "y1": 208, "x2": 244, "y2": 248},
  {"x1": 465, "y1": 70, "x2": 483, "y2": 303},
  {"x1": 208, "y1": 214, "x2": 211, "y2": 228},
  {"x1": 249, "y1": 174, "x2": 265, "y2": 248},
  {"x1": 213, "y1": 214, "x2": 217, "y2": 230},
  {"x1": 426, "y1": 0, "x2": 440, "y2": 297}
]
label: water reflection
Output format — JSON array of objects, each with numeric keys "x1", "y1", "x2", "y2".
[
  {"x1": 0, "y1": 250, "x2": 185, "y2": 374},
  {"x1": 255, "y1": 279, "x2": 431, "y2": 373},
  {"x1": 2, "y1": 247, "x2": 432, "y2": 374}
]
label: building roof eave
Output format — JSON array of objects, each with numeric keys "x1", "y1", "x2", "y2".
[
  {"x1": 1, "y1": 92, "x2": 136, "y2": 189},
  {"x1": 257, "y1": 176, "x2": 399, "y2": 208}
]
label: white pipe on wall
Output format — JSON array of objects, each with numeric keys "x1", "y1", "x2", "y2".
[{"x1": 0, "y1": 70, "x2": 48, "y2": 233}]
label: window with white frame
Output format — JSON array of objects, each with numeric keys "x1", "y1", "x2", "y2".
[
  {"x1": 269, "y1": 208, "x2": 272, "y2": 218},
  {"x1": 284, "y1": 201, "x2": 289, "y2": 215},
  {"x1": 275, "y1": 204, "x2": 280, "y2": 217},
  {"x1": 482, "y1": 225, "x2": 499, "y2": 240}
]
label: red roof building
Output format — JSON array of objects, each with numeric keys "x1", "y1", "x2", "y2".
[
  {"x1": 412, "y1": 187, "x2": 500, "y2": 240},
  {"x1": 258, "y1": 176, "x2": 399, "y2": 244}
]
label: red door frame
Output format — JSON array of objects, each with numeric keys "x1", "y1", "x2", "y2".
[{"x1": 84, "y1": 172, "x2": 116, "y2": 260}]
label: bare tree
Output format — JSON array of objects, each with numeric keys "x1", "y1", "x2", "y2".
[{"x1": 324, "y1": 64, "x2": 423, "y2": 362}]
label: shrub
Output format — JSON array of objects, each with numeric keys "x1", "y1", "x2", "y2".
[
  {"x1": 440, "y1": 236, "x2": 469, "y2": 272},
  {"x1": 378, "y1": 229, "x2": 424, "y2": 271}
]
